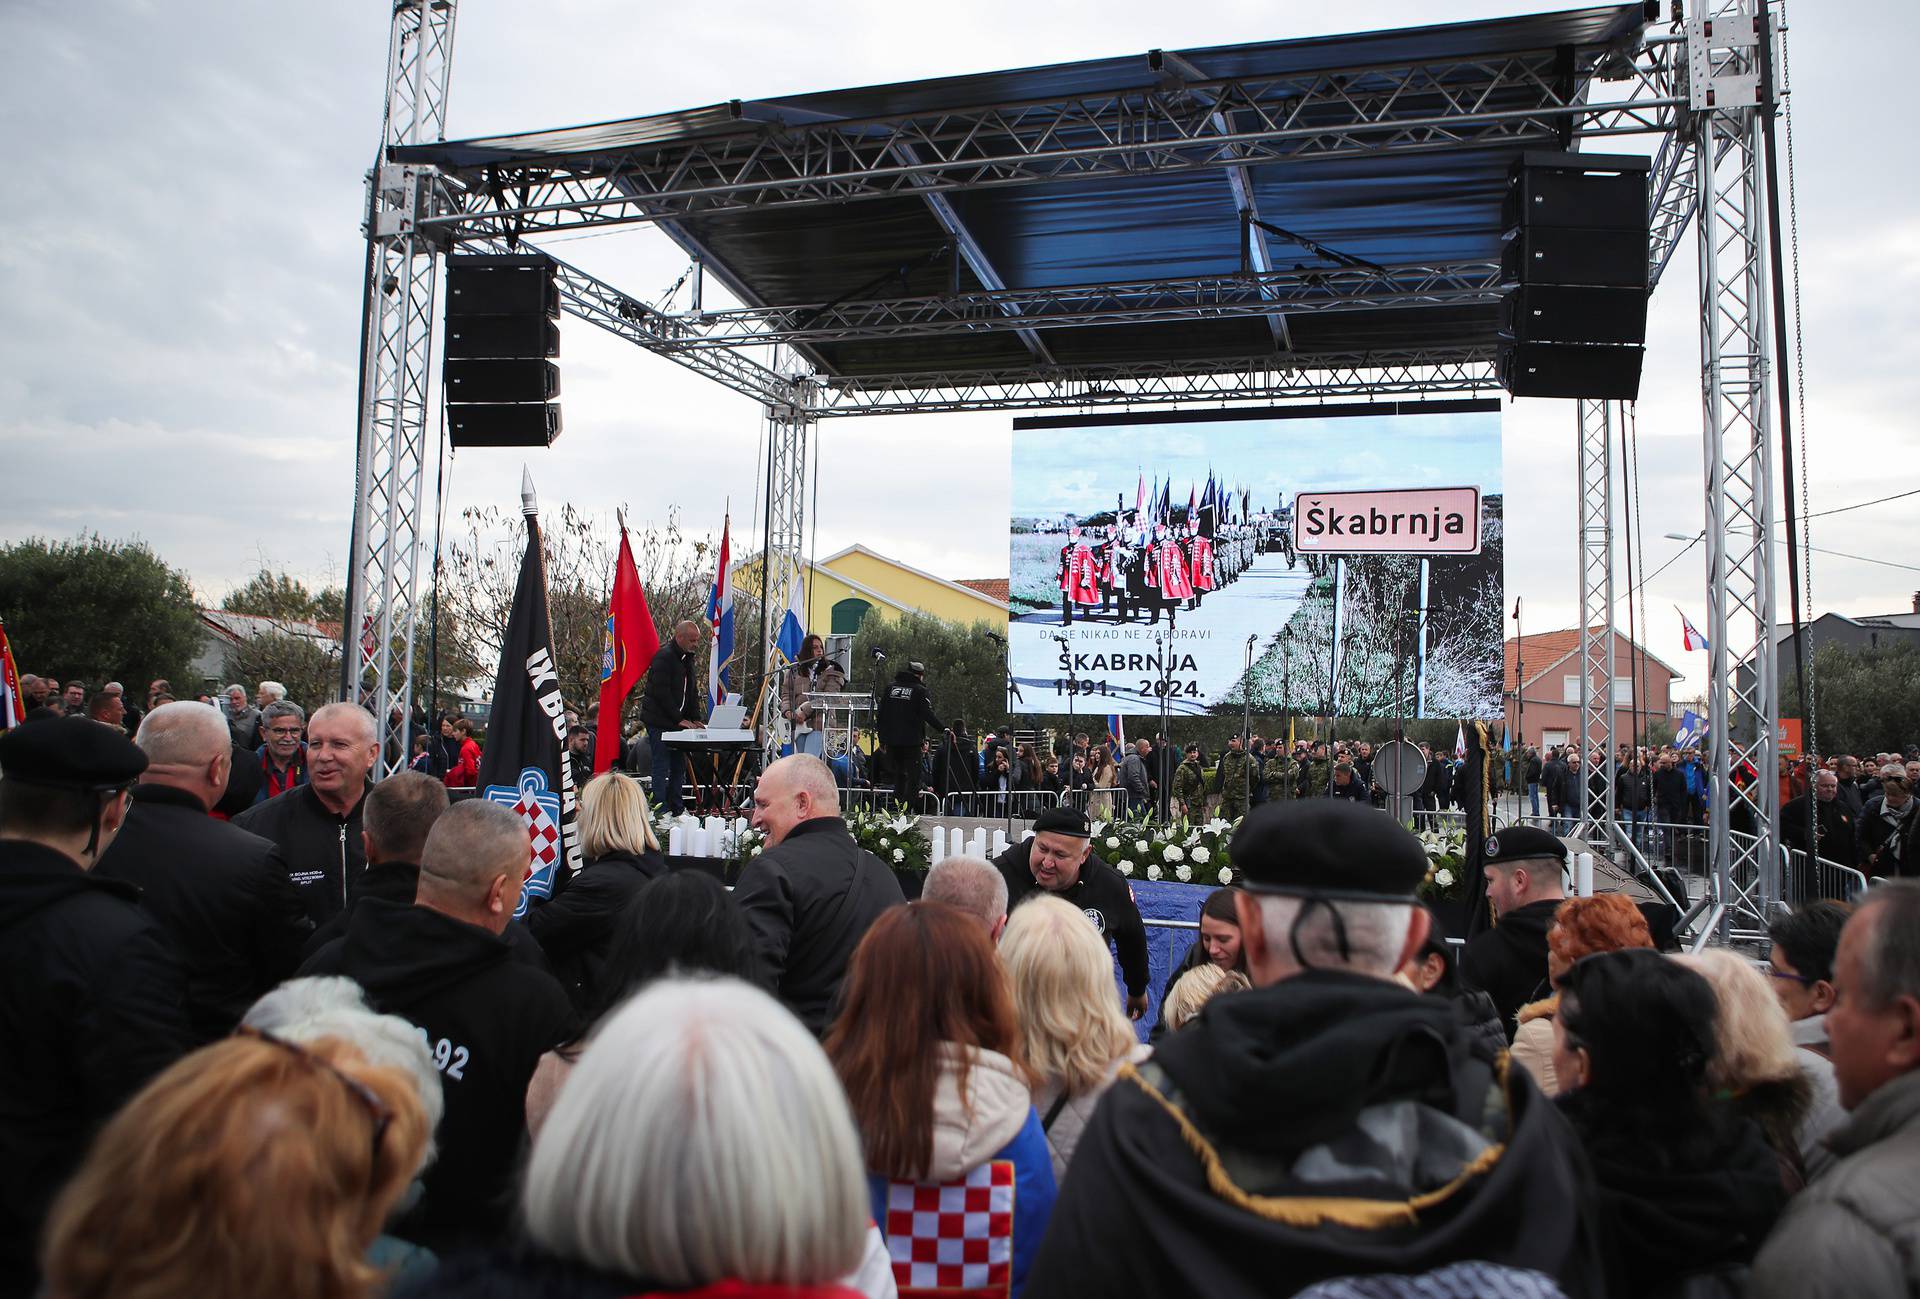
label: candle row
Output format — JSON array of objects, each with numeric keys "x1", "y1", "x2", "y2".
[
  {"x1": 667, "y1": 815, "x2": 750, "y2": 858},
  {"x1": 927, "y1": 825, "x2": 1031, "y2": 863}
]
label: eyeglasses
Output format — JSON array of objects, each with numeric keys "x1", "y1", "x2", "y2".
[
  {"x1": 1764, "y1": 966, "x2": 1815, "y2": 987},
  {"x1": 266, "y1": 726, "x2": 304, "y2": 737},
  {"x1": 237, "y1": 1026, "x2": 392, "y2": 1161}
]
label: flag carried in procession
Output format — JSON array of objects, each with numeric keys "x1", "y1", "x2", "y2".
[
  {"x1": 475, "y1": 470, "x2": 583, "y2": 918},
  {"x1": 595, "y1": 516, "x2": 659, "y2": 775},
  {"x1": 708, "y1": 511, "x2": 735, "y2": 709}
]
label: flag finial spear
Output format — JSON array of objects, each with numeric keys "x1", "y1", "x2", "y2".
[{"x1": 520, "y1": 467, "x2": 538, "y2": 518}]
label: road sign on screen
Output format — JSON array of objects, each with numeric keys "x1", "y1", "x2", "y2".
[{"x1": 1293, "y1": 487, "x2": 1483, "y2": 555}]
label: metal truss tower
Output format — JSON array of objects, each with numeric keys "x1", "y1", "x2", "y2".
[
  {"x1": 1688, "y1": 0, "x2": 1781, "y2": 932},
  {"x1": 762, "y1": 390, "x2": 814, "y2": 753},
  {"x1": 343, "y1": 0, "x2": 457, "y2": 773},
  {"x1": 1575, "y1": 399, "x2": 1617, "y2": 842}
]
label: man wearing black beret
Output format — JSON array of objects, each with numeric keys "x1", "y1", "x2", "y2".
[
  {"x1": 0, "y1": 717, "x2": 192, "y2": 1297},
  {"x1": 1458, "y1": 825, "x2": 1568, "y2": 1036},
  {"x1": 993, "y1": 806, "x2": 1150, "y2": 1018},
  {"x1": 1026, "y1": 800, "x2": 1599, "y2": 1299}
]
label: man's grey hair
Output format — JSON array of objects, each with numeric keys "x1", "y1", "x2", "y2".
[
  {"x1": 243, "y1": 975, "x2": 443, "y2": 1169},
  {"x1": 262, "y1": 699, "x2": 306, "y2": 727},
  {"x1": 225, "y1": 683, "x2": 246, "y2": 697},
  {"x1": 521, "y1": 977, "x2": 866, "y2": 1287},
  {"x1": 135, "y1": 701, "x2": 232, "y2": 766},
  {"x1": 1253, "y1": 894, "x2": 1417, "y2": 979},
  {"x1": 419, "y1": 798, "x2": 528, "y2": 896},
  {"x1": 309, "y1": 700, "x2": 378, "y2": 744},
  {"x1": 923, "y1": 856, "x2": 1009, "y2": 931},
  {"x1": 362, "y1": 771, "x2": 450, "y2": 865},
  {"x1": 257, "y1": 681, "x2": 287, "y2": 703},
  {"x1": 768, "y1": 753, "x2": 840, "y2": 813},
  {"x1": 1854, "y1": 881, "x2": 1920, "y2": 1011}
]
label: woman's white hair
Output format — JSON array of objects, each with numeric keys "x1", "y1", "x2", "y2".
[
  {"x1": 1000, "y1": 894, "x2": 1135, "y2": 1096},
  {"x1": 242, "y1": 976, "x2": 444, "y2": 1168},
  {"x1": 522, "y1": 976, "x2": 866, "y2": 1287}
]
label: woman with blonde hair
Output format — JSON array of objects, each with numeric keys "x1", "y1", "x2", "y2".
[
  {"x1": 43, "y1": 1032, "x2": 430, "y2": 1299},
  {"x1": 1160, "y1": 962, "x2": 1252, "y2": 1033},
  {"x1": 1001, "y1": 894, "x2": 1151, "y2": 1180},
  {"x1": 1510, "y1": 894, "x2": 1652, "y2": 1095},
  {"x1": 1675, "y1": 947, "x2": 1819, "y2": 1191},
  {"x1": 524, "y1": 769, "x2": 666, "y2": 1008}
]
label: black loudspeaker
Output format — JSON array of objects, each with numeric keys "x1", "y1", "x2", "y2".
[
  {"x1": 1499, "y1": 285, "x2": 1648, "y2": 346},
  {"x1": 445, "y1": 314, "x2": 560, "y2": 360},
  {"x1": 444, "y1": 359, "x2": 561, "y2": 404},
  {"x1": 1498, "y1": 152, "x2": 1651, "y2": 401},
  {"x1": 1499, "y1": 342, "x2": 1644, "y2": 401},
  {"x1": 444, "y1": 253, "x2": 561, "y2": 447},
  {"x1": 448, "y1": 402, "x2": 563, "y2": 449}
]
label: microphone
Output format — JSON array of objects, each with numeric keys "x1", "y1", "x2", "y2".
[{"x1": 870, "y1": 648, "x2": 887, "y2": 661}]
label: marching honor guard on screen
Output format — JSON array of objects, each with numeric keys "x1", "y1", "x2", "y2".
[
  {"x1": 1057, "y1": 524, "x2": 1101, "y2": 627},
  {"x1": 1155, "y1": 524, "x2": 1194, "y2": 622}
]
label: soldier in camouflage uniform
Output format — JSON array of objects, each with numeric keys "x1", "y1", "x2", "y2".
[
  {"x1": 1215, "y1": 734, "x2": 1252, "y2": 822},
  {"x1": 1172, "y1": 743, "x2": 1208, "y2": 821}
]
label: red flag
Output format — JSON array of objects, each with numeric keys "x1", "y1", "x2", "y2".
[
  {"x1": 595, "y1": 528, "x2": 659, "y2": 773},
  {"x1": 0, "y1": 616, "x2": 22, "y2": 730}
]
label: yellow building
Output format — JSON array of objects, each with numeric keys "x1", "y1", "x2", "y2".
[{"x1": 739, "y1": 544, "x2": 1009, "y2": 636}]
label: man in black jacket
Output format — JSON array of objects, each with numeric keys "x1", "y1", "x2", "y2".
[
  {"x1": 0, "y1": 717, "x2": 192, "y2": 1297},
  {"x1": 234, "y1": 702, "x2": 379, "y2": 927},
  {"x1": 1025, "y1": 801, "x2": 1601, "y2": 1299},
  {"x1": 639, "y1": 620, "x2": 704, "y2": 814},
  {"x1": 994, "y1": 806, "x2": 1150, "y2": 1018},
  {"x1": 875, "y1": 661, "x2": 946, "y2": 810},
  {"x1": 299, "y1": 799, "x2": 576, "y2": 1252},
  {"x1": 300, "y1": 769, "x2": 447, "y2": 957},
  {"x1": 738, "y1": 754, "x2": 904, "y2": 1035},
  {"x1": 96, "y1": 702, "x2": 313, "y2": 1043},
  {"x1": 1459, "y1": 826, "x2": 1568, "y2": 1035}
]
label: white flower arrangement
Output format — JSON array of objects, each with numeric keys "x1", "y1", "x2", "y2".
[
  {"x1": 1117, "y1": 860, "x2": 1135, "y2": 876},
  {"x1": 891, "y1": 816, "x2": 916, "y2": 835},
  {"x1": 1204, "y1": 818, "x2": 1232, "y2": 835},
  {"x1": 1175, "y1": 864, "x2": 1192, "y2": 882},
  {"x1": 1217, "y1": 867, "x2": 1233, "y2": 884},
  {"x1": 1192, "y1": 846, "x2": 1211, "y2": 864},
  {"x1": 892, "y1": 847, "x2": 906, "y2": 863},
  {"x1": 1434, "y1": 867, "x2": 1455, "y2": 888},
  {"x1": 1106, "y1": 835, "x2": 1121, "y2": 849},
  {"x1": 1146, "y1": 863, "x2": 1162, "y2": 881},
  {"x1": 1162, "y1": 844, "x2": 1184, "y2": 864},
  {"x1": 1135, "y1": 839, "x2": 1151, "y2": 855},
  {"x1": 878, "y1": 836, "x2": 891, "y2": 848}
]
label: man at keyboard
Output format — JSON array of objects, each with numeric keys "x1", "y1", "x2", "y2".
[{"x1": 640, "y1": 621, "x2": 704, "y2": 815}]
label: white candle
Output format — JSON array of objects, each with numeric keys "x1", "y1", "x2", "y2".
[
  {"x1": 668, "y1": 826, "x2": 685, "y2": 856},
  {"x1": 931, "y1": 826, "x2": 946, "y2": 860},
  {"x1": 991, "y1": 830, "x2": 1008, "y2": 857},
  {"x1": 971, "y1": 829, "x2": 988, "y2": 859},
  {"x1": 1576, "y1": 852, "x2": 1594, "y2": 897},
  {"x1": 691, "y1": 827, "x2": 710, "y2": 857}
]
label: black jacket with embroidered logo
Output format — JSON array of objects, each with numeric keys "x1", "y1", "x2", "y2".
[
  {"x1": 1024, "y1": 971, "x2": 1603, "y2": 1299},
  {"x1": 0, "y1": 840, "x2": 192, "y2": 1297},
  {"x1": 232, "y1": 781, "x2": 369, "y2": 927},
  {"x1": 299, "y1": 898, "x2": 576, "y2": 1252},
  {"x1": 993, "y1": 838, "x2": 1148, "y2": 997},
  {"x1": 96, "y1": 782, "x2": 314, "y2": 1043}
]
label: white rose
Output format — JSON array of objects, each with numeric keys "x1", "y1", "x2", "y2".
[
  {"x1": 752, "y1": 845, "x2": 764, "y2": 856},
  {"x1": 1218, "y1": 867, "x2": 1233, "y2": 884},
  {"x1": 1175, "y1": 864, "x2": 1192, "y2": 882},
  {"x1": 1191, "y1": 846, "x2": 1210, "y2": 864},
  {"x1": 1106, "y1": 835, "x2": 1121, "y2": 849},
  {"x1": 878, "y1": 836, "x2": 890, "y2": 848},
  {"x1": 893, "y1": 848, "x2": 906, "y2": 863},
  {"x1": 1135, "y1": 839, "x2": 1150, "y2": 855},
  {"x1": 1435, "y1": 868, "x2": 1455, "y2": 888},
  {"x1": 1147, "y1": 864, "x2": 1162, "y2": 881},
  {"x1": 1118, "y1": 860, "x2": 1134, "y2": 876},
  {"x1": 1162, "y1": 844, "x2": 1184, "y2": 863}
]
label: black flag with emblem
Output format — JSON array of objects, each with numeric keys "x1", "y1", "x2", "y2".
[{"x1": 474, "y1": 479, "x2": 583, "y2": 915}]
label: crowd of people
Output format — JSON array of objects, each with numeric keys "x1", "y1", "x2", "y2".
[{"x1": 5, "y1": 676, "x2": 1920, "y2": 1299}]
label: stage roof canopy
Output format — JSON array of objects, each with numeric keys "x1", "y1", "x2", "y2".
[{"x1": 399, "y1": 4, "x2": 1659, "y2": 388}]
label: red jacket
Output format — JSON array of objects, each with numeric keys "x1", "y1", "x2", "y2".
[{"x1": 444, "y1": 737, "x2": 481, "y2": 788}]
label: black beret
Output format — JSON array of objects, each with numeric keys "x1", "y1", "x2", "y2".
[
  {"x1": 0, "y1": 716, "x2": 147, "y2": 792},
  {"x1": 1031, "y1": 806, "x2": 1090, "y2": 838},
  {"x1": 1229, "y1": 800, "x2": 1426, "y2": 901},
  {"x1": 1484, "y1": 826, "x2": 1568, "y2": 868}
]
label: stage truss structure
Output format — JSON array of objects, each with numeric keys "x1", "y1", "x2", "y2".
[{"x1": 347, "y1": 0, "x2": 1791, "y2": 931}]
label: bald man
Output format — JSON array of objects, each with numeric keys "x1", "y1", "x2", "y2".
[
  {"x1": 234, "y1": 702, "x2": 380, "y2": 925},
  {"x1": 737, "y1": 754, "x2": 905, "y2": 1035},
  {"x1": 640, "y1": 619, "x2": 706, "y2": 814},
  {"x1": 97, "y1": 703, "x2": 314, "y2": 1042},
  {"x1": 299, "y1": 799, "x2": 576, "y2": 1251}
]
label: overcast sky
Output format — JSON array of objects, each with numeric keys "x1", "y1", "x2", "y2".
[{"x1": 4, "y1": 0, "x2": 1916, "y2": 695}]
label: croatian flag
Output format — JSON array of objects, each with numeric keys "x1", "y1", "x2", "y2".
[
  {"x1": 708, "y1": 514, "x2": 734, "y2": 709},
  {"x1": 1108, "y1": 714, "x2": 1125, "y2": 750},
  {"x1": 774, "y1": 566, "x2": 807, "y2": 665},
  {"x1": 1454, "y1": 723, "x2": 1468, "y2": 760},
  {"x1": 1678, "y1": 607, "x2": 1710, "y2": 653}
]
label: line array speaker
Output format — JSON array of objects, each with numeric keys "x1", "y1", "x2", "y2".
[
  {"x1": 444, "y1": 253, "x2": 562, "y2": 447},
  {"x1": 1497, "y1": 151, "x2": 1651, "y2": 401}
]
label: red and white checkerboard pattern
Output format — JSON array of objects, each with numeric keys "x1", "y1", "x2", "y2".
[
  {"x1": 883, "y1": 1160, "x2": 1014, "y2": 1298},
  {"x1": 513, "y1": 795, "x2": 560, "y2": 873}
]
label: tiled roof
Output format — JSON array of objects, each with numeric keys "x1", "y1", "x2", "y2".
[{"x1": 957, "y1": 577, "x2": 1010, "y2": 603}]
